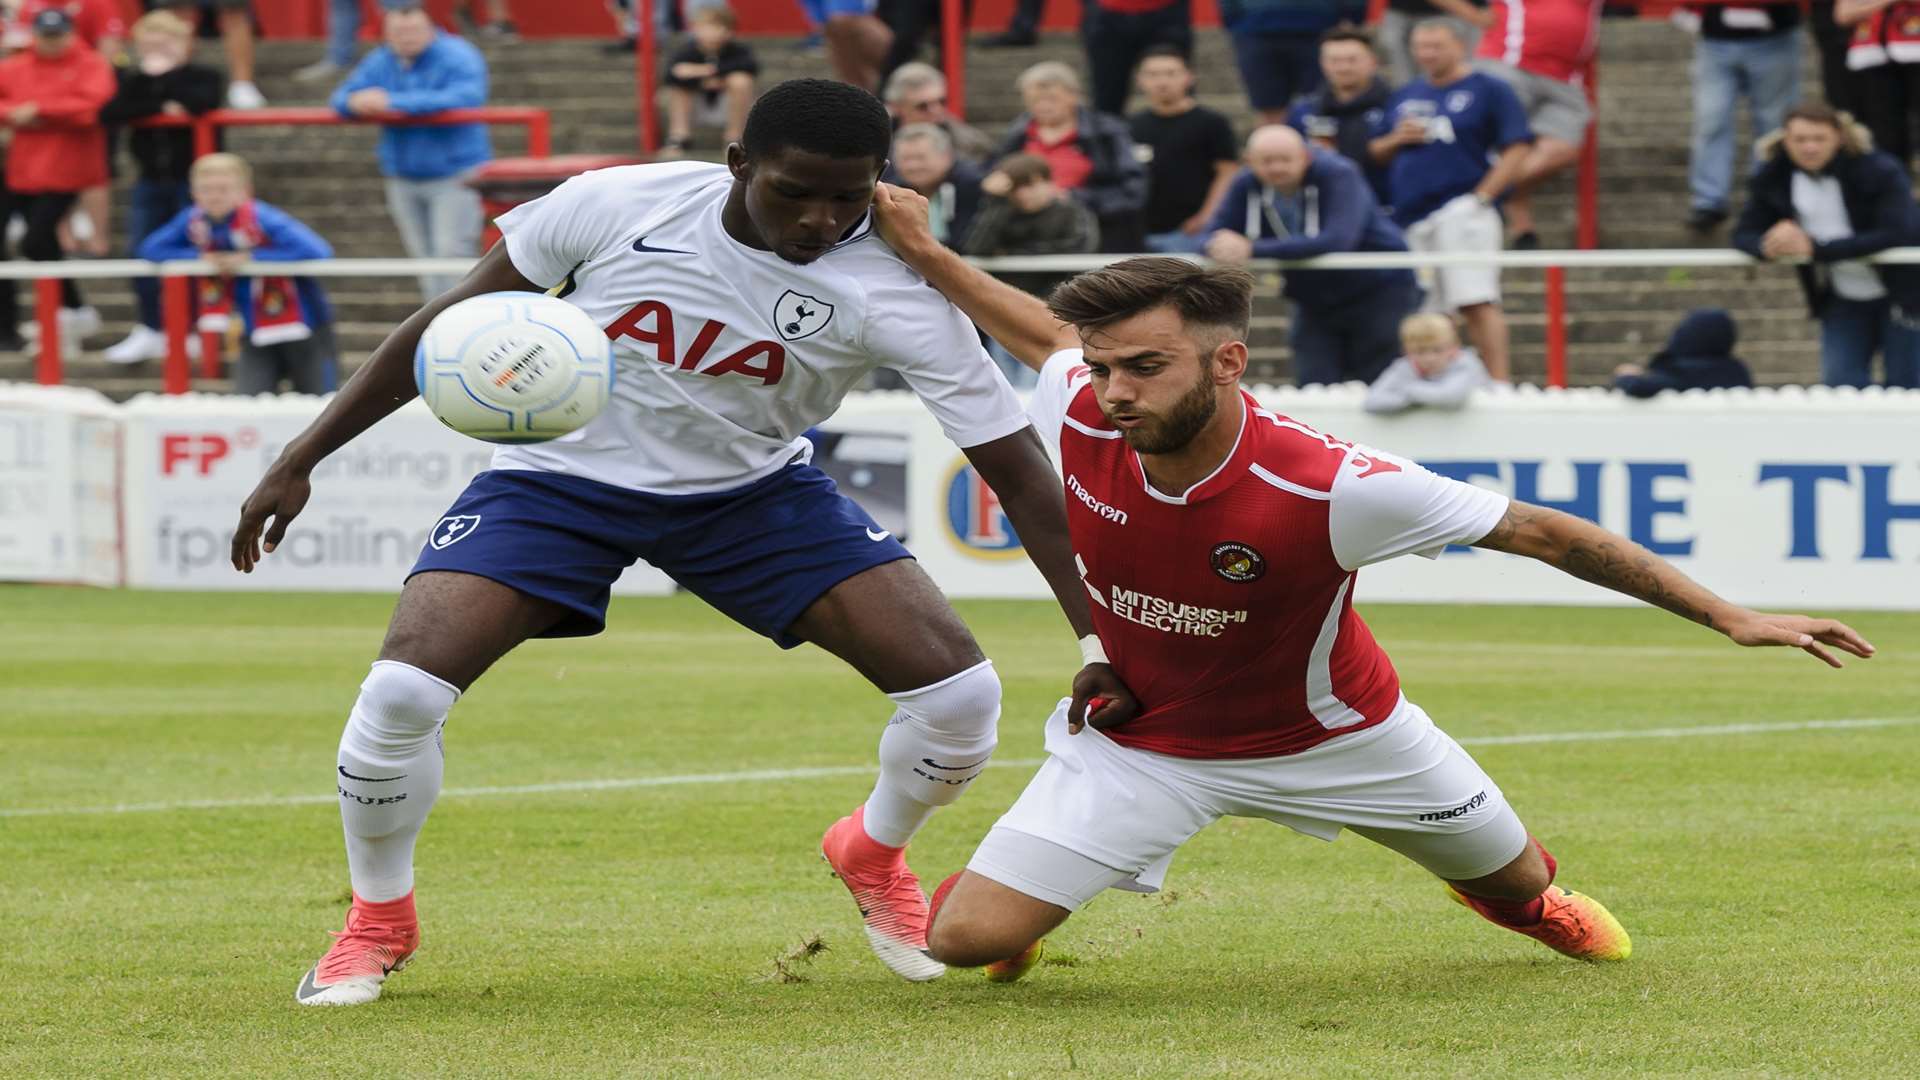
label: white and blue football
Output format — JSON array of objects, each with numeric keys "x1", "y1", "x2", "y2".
[{"x1": 414, "y1": 291, "x2": 614, "y2": 444}]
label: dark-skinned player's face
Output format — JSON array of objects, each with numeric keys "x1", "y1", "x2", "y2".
[{"x1": 730, "y1": 146, "x2": 884, "y2": 265}]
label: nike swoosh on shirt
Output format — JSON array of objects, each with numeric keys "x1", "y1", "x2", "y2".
[
  {"x1": 339, "y1": 766, "x2": 408, "y2": 783},
  {"x1": 865, "y1": 528, "x2": 891, "y2": 542},
  {"x1": 632, "y1": 235, "x2": 696, "y2": 255}
]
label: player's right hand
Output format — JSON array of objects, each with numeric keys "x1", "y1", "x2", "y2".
[
  {"x1": 871, "y1": 182, "x2": 937, "y2": 257},
  {"x1": 1068, "y1": 663, "x2": 1138, "y2": 735},
  {"x1": 231, "y1": 459, "x2": 312, "y2": 573}
]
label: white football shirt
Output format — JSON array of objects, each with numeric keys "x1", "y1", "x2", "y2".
[{"x1": 490, "y1": 162, "x2": 1029, "y2": 494}]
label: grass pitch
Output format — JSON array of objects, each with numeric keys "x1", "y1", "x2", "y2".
[{"x1": 4, "y1": 588, "x2": 1918, "y2": 1078}]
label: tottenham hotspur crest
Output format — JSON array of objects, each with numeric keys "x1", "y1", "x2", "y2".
[{"x1": 774, "y1": 290, "x2": 834, "y2": 342}]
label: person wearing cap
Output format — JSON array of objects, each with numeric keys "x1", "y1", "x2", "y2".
[
  {"x1": 0, "y1": 7, "x2": 115, "y2": 353},
  {"x1": 4, "y1": 1, "x2": 127, "y2": 260},
  {"x1": 331, "y1": 2, "x2": 492, "y2": 300},
  {"x1": 3, "y1": 1, "x2": 126, "y2": 58}
]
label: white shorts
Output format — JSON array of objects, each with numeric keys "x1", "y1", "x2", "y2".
[
  {"x1": 1404, "y1": 202, "x2": 1504, "y2": 312},
  {"x1": 968, "y1": 697, "x2": 1529, "y2": 911}
]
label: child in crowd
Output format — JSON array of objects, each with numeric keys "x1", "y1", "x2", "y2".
[
  {"x1": 961, "y1": 153, "x2": 1098, "y2": 388},
  {"x1": 962, "y1": 153, "x2": 1099, "y2": 258},
  {"x1": 101, "y1": 9, "x2": 224, "y2": 364},
  {"x1": 1612, "y1": 308, "x2": 1754, "y2": 398},
  {"x1": 138, "y1": 153, "x2": 339, "y2": 394},
  {"x1": 661, "y1": 5, "x2": 759, "y2": 155},
  {"x1": 1363, "y1": 312, "x2": 1492, "y2": 413}
]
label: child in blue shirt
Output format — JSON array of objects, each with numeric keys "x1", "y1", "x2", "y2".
[{"x1": 138, "y1": 153, "x2": 338, "y2": 394}]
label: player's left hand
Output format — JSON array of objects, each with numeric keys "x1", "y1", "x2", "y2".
[
  {"x1": 1720, "y1": 610, "x2": 1875, "y2": 668},
  {"x1": 871, "y1": 182, "x2": 937, "y2": 257},
  {"x1": 1068, "y1": 663, "x2": 1138, "y2": 734}
]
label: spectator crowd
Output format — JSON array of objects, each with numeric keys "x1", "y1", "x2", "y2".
[{"x1": 0, "y1": 0, "x2": 1916, "y2": 395}]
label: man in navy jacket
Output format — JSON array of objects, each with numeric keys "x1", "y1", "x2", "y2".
[
  {"x1": 1205, "y1": 125, "x2": 1421, "y2": 385},
  {"x1": 332, "y1": 3, "x2": 491, "y2": 300},
  {"x1": 1732, "y1": 103, "x2": 1920, "y2": 388}
]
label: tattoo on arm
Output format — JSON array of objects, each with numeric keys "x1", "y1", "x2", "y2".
[
  {"x1": 1558, "y1": 536, "x2": 1718, "y2": 630},
  {"x1": 1475, "y1": 503, "x2": 1723, "y2": 631}
]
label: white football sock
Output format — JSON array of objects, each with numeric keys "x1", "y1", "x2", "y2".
[
  {"x1": 863, "y1": 660, "x2": 1000, "y2": 848},
  {"x1": 336, "y1": 660, "x2": 459, "y2": 902}
]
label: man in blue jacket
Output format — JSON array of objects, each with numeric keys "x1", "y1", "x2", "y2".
[
  {"x1": 1204, "y1": 125, "x2": 1421, "y2": 385},
  {"x1": 332, "y1": 2, "x2": 491, "y2": 300}
]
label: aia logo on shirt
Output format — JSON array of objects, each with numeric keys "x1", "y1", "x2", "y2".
[
  {"x1": 604, "y1": 300, "x2": 786, "y2": 385},
  {"x1": 944, "y1": 459, "x2": 1024, "y2": 559},
  {"x1": 1210, "y1": 541, "x2": 1266, "y2": 583}
]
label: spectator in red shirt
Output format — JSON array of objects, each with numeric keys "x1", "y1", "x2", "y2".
[
  {"x1": 1465, "y1": 0, "x2": 1599, "y2": 247},
  {"x1": 996, "y1": 60, "x2": 1149, "y2": 253},
  {"x1": 2, "y1": 0, "x2": 126, "y2": 57},
  {"x1": 4, "y1": 1, "x2": 126, "y2": 259},
  {"x1": 0, "y1": 8, "x2": 114, "y2": 352}
]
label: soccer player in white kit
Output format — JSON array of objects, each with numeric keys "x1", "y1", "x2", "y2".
[
  {"x1": 229, "y1": 81, "x2": 1136, "y2": 1005},
  {"x1": 865, "y1": 183, "x2": 1876, "y2": 978}
]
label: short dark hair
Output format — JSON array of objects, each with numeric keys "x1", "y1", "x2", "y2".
[
  {"x1": 1137, "y1": 43, "x2": 1190, "y2": 66},
  {"x1": 1320, "y1": 23, "x2": 1376, "y2": 50},
  {"x1": 1047, "y1": 257, "x2": 1254, "y2": 342},
  {"x1": 742, "y1": 79, "x2": 892, "y2": 165},
  {"x1": 998, "y1": 152, "x2": 1052, "y2": 188}
]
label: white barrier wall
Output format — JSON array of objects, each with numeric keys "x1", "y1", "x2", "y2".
[
  {"x1": 115, "y1": 394, "x2": 673, "y2": 594},
  {"x1": 826, "y1": 385, "x2": 1920, "y2": 611},
  {"x1": 5, "y1": 384, "x2": 1918, "y2": 609},
  {"x1": 0, "y1": 386, "x2": 119, "y2": 587}
]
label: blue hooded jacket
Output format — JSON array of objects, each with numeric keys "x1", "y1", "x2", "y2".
[
  {"x1": 138, "y1": 200, "x2": 335, "y2": 332},
  {"x1": 1205, "y1": 150, "x2": 1416, "y2": 310},
  {"x1": 1614, "y1": 309, "x2": 1753, "y2": 398},
  {"x1": 331, "y1": 32, "x2": 492, "y2": 180}
]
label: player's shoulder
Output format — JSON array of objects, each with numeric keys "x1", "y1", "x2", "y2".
[
  {"x1": 562, "y1": 161, "x2": 729, "y2": 207},
  {"x1": 817, "y1": 224, "x2": 925, "y2": 292},
  {"x1": 1244, "y1": 405, "x2": 1383, "y2": 496}
]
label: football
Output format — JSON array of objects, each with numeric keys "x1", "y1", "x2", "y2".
[{"x1": 413, "y1": 291, "x2": 614, "y2": 444}]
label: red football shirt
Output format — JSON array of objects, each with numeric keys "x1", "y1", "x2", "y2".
[
  {"x1": 1476, "y1": 0, "x2": 1602, "y2": 83},
  {"x1": 1030, "y1": 351, "x2": 1509, "y2": 760}
]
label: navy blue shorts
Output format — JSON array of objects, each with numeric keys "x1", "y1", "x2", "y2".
[{"x1": 410, "y1": 465, "x2": 912, "y2": 647}]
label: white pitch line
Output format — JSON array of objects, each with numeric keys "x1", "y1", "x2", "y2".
[{"x1": 3, "y1": 716, "x2": 1916, "y2": 820}]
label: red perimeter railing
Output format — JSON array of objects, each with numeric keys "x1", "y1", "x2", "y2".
[{"x1": 18, "y1": 107, "x2": 554, "y2": 390}]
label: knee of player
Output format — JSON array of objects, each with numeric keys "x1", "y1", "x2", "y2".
[
  {"x1": 355, "y1": 660, "x2": 460, "y2": 736},
  {"x1": 927, "y1": 907, "x2": 1033, "y2": 968},
  {"x1": 891, "y1": 659, "x2": 1002, "y2": 741}
]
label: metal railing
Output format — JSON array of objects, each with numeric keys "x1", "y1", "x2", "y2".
[
  {"x1": 7, "y1": 247, "x2": 1911, "y2": 394},
  {"x1": 134, "y1": 105, "x2": 553, "y2": 160}
]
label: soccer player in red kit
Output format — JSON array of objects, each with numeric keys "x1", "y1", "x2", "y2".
[{"x1": 866, "y1": 182, "x2": 1876, "y2": 978}]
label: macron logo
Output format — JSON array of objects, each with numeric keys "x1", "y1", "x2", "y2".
[{"x1": 1067, "y1": 474, "x2": 1127, "y2": 525}]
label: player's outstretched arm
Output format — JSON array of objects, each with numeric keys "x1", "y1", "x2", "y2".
[
  {"x1": 1473, "y1": 501, "x2": 1877, "y2": 668},
  {"x1": 230, "y1": 244, "x2": 543, "y2": 572},
  {"x1": 870, "y1": 182, "x2": 1081, "y2": 371}
]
